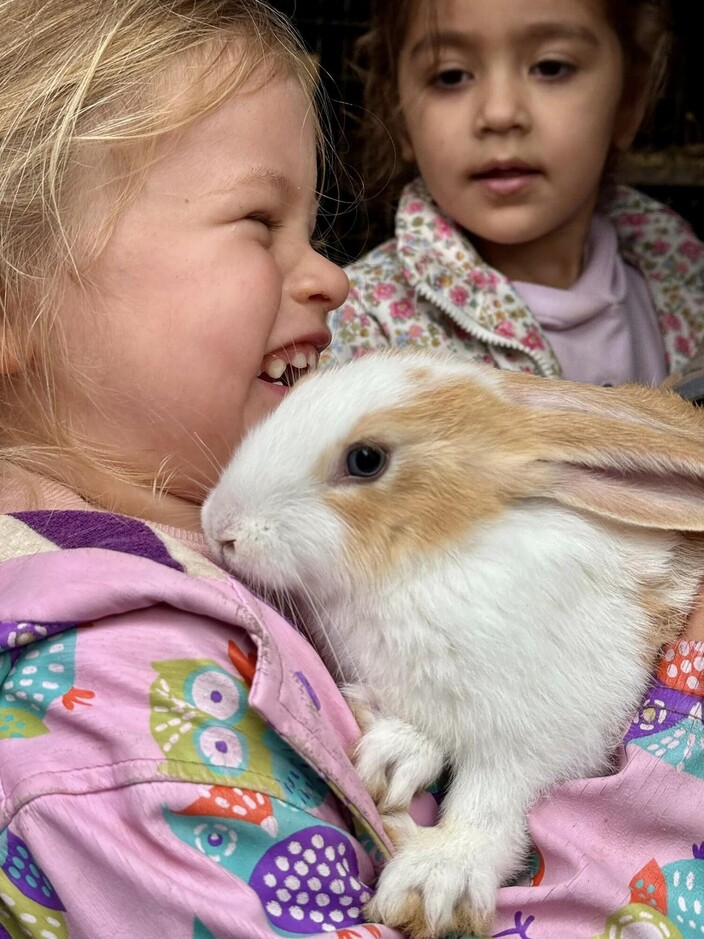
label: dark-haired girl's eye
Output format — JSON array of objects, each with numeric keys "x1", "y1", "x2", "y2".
[
  {"x1": 432, "y1": 68, "x2": 472, "y2": 89},
  {"x1": 532, "y1": 59, "x2": 575, "y2": 80},
  {"x1": 345, "y1": 444, "x2": 388, "y2": 480}
]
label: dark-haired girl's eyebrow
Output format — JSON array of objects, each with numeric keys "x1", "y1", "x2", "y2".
[
  {"x1": 406, "y1": 21, "x2": 599, "y2": 61},
  {"x1": 522, "y1": 22, "x2": 600, "y2": 47},
  {"x1": 407, "y1": 30, "x2": 475, "y2": 61}
]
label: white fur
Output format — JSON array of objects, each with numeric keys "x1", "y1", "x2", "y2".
[{"x1": 202, "y1": 351, "x2": 703, "y2": 938}]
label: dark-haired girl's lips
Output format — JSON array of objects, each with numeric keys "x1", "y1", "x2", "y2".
[{"x1": 472, "y1": 166, "x2": 541, "y2": 196}]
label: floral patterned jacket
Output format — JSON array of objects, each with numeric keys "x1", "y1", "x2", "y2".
[{"x1": 329, "y1": 178, "x2": 704, "y2": 379}]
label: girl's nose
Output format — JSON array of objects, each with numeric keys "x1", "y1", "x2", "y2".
[
  {"x1": 294, "y1": 247, "x2": 350, "y2": 314},
  {"x1": 474, "y1": 72, "x2": 529, "y2": 136}
]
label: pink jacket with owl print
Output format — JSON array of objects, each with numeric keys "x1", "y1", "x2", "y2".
[
  {"x1": 329, "y1": 179, "x2": 704, "y2": 378},
  {"x1": 1, "y1": 508, "x2": 704, "y2": 939}
]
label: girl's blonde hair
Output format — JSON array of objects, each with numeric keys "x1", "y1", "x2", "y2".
[
  {"x1": 356, "y1": 0, "x2": 673, "y2": 214},
  {"x1": 0, "y1": 0, "x2": 319, "y2": 493}
]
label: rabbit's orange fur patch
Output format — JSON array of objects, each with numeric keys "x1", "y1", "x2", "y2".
[
  {"x1": 322, "y1": 368, "x2": 704, "y2": 584},
  {"x1": 321, "y1": 375, "x2": 552, "y2": 583}
]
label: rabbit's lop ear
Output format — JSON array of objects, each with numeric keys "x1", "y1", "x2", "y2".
[{"x1": 499, "y1": 372, "x2": 704, "y2": 532}]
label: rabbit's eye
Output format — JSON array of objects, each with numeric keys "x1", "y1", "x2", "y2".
[{"x1": 345, "y1": 444, "x2": 388, "y2": 480}]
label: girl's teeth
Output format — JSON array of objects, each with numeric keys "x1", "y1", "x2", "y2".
[
  {"x1": 265, "y1": 358, "x2": 287, "y2": 380},
  {"x1": 260, "y1": 345, "x2": 321, "y2": 383}
]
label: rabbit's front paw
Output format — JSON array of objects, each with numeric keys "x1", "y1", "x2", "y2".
[
  {"x1": 365, "y1": 824, "x2": 497, "y2": 939},
  {"x1": 353, "y1": 715, "x2": 444, "y2": 811}
]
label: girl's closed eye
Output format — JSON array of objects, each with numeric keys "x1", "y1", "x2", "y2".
[
  {"x1": 244, "y1": 211, "x2": 284, "y2": 232},
  {"x1": 530, "y1": 58, "x2": 577, "y2": 81}
]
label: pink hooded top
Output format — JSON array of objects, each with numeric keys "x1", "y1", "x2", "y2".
[{"x1": 1, "y1": 490, "x2": 703, "y2": 939}]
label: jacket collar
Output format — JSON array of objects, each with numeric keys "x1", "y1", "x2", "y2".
[{"x1": 396, "y1": 177, "x2": 704, "y2": 376}]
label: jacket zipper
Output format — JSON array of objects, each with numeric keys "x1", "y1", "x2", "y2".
[{"x1": 413, "y1": 280, "x2": 558, "y2": 378}]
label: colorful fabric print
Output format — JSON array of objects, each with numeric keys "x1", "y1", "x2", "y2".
[
  {"x1": 656, "y1": 642, "x2": 704, "y2": 698},
  {"x1": 594, "y1": 904, "x2": 683, "y2": 938},
  {"x1": 0, "y1": 628, "x2": 94, "y2": 740},
  {"x1": 493, "y1": 912, "x2": 537, "y2": 939},
  {"x1": 0, "y1": 620, "x2": 81, "y2": 655},
  {"x1": 625, "y1": 642, "x2": 704, "y2": 779},
  {"x1": 229, "y1": 641, "x2": 329, "y2": 810},
  {"x1": 164, "y1": 797, "x2": 373, "y2": 937},
  {"x1": 11, "y1": 509, "x2": 185, "y2": 572},
  {"x1": 150, "y1": 657, "x2": 265, "y2": 786},
  {"x1": 264, "y1": 727, "x2": 329, "y2": 811},
  {"x1": 150, "y1": 656, "x2": 333, "y2": 811},
  {"x1": 527, "y1": 848, "x2": 545, "y2": 887},
  {"x1": 0, "y1": 828, "x2": 68, "y2": 939},
  {"x1": 193, "y1": 921, "x2": 217, "y2": 939},
  {"x1": 594, "y1": 842, "x2": 704, "y2": 938},
  {"x1": 178, "y1": 786, "x2": 279, "y2": 837},
  {"x1": 330, "y1": 928, "x2": 382, "y2": 939}
]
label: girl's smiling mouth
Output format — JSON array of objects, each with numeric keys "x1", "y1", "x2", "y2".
[{"x1": 258, "y1": 341, "x2": 324, "y2": 389}]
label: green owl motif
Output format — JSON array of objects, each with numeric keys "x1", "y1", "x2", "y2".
[
  {"x1": 0, "y1": 628, "x2": 94, "y2": 741},
  {"x1": 150, "y1": 656, "x2": 332, "y2": 812},
  {"x1": 150, "y1": 657, "x2": 288, "y2": 797}
]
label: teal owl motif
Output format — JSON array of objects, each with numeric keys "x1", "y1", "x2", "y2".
[
  {"x1": 0, "y1": 827, "x2": 69, "y2": 939},
  {"x1": 149, "y1": 654, "x2": 332, "y2": 811},
  {"x1": 164, "y1": 796, "x2": 373, "y2": 937},
  {"x1": 0, "y1": 628, "x2": 94, "y2": 740},
  {"x1": 263, "y1": 727, "x2": 329, "y2": 811}
]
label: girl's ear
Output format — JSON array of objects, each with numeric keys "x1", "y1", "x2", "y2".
[
  {"x1": 395, "y1": 113, "x2": 416, "y2": 164},
  {"x1": 498, "y1": 372, "x2": 704, "y2": 532}
]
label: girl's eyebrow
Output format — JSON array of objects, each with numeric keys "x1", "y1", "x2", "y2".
[
  {"x1": 407, "y1": 22, "x2": 599, "y2": 60},
  {"x1": 407, "y1": 30, "x2": 475, "y2": 61},
  {"x1": 522, "y1": 22, "x2": 599, "y2": 47},
  {"x1": 203, "y1": 165, "x2": 293, "y2": 199}
]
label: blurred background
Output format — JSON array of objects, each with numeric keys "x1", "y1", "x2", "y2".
[{"x1": 271, "y1": 0, "x2": 704, "y2": 264}]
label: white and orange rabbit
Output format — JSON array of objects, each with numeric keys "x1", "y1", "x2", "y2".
[{"x1": 203, "y1": 349, "x2": 704, "y2": 939}]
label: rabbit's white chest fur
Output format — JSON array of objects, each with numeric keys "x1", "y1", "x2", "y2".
[{"x1": 320, "y1": 502, "x2": 691, "y2": 778}]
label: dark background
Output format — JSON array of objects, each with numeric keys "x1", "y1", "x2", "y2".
[{"x1": 272, "y1": 0, "x2": 704, "y2": 263}]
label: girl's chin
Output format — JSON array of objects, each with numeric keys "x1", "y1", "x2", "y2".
[{"x1": 244, "y1": 376, "x2": 291, "y2": 430}]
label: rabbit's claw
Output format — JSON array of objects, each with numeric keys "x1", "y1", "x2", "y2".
[
  {"x1": 365, "y1": 824, "x2": 497, "y2": 939},
  {"x1": 355, "y1": 718, "x2": 444, "y2": 811}
]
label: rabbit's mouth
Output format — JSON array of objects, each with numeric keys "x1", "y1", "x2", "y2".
[{"x1": 258, "y1": 342, "x2": 320, "y2": 387}]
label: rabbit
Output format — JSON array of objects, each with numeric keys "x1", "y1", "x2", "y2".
[{"x1": 202, "y1": 348, "x2": 704, "y2": 939}]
